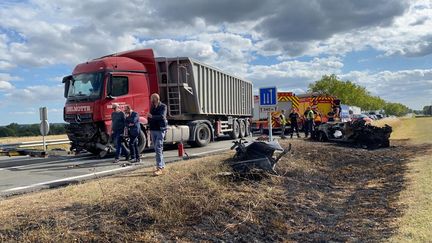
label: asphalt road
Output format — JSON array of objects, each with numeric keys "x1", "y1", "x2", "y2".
[{"x1": 0, "y1": 136, "x2": 245, "y2": 197}]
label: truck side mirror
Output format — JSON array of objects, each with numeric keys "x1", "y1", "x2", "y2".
[
  {"x1": 106, "y1": 73, "x2": 114, "y2": 99},
  {"x1": 62, "y1": 75, "x2": 72, "y2": 98}
]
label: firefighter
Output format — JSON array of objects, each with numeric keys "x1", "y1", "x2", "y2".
[
  {"x1": 288, "y1": 108, "x2": 300, "y2": 138},
  {"x1": 279, "y1": 110, "x2": 288, "y2": 139},
  {"x1": 304, "y1": 106, "x2": 315, "y2": 138},
  {"x1": 327, "y1": 110, "x2": 335, "y2": 122},
  {"x1": 313, "y1": 108, "x2": 322, "y2": 125}
]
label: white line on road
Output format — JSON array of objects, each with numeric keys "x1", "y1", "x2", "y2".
[
  {"x1": 0, "y1": 156, "x2": 96, "y2": 171},
  {"x1": 189, "y1": 148, "x2": 229, "y2": 157},
  {"x1": 0, "y1": 147, "x2": 231, "y2": 195},
  {"x1": 1, "y1": 166, "x2": 131, "y2": 193}
]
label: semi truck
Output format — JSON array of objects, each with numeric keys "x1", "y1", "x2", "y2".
[{"x1": 62, "y1": 49, "x2": 253, "y2": 157}]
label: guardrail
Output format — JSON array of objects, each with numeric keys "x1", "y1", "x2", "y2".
[{"x1": 0, "y1": 139, "x2": 70, "y2": 150}]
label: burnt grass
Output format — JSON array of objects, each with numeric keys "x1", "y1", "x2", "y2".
[{"x1": 1, "y1": 139, "x2": 430, "y2": 242}]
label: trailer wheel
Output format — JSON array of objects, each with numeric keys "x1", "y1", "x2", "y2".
[
  {"x1": 193, "y1": 123, "x2": 211, "y2": 147},
  {"x1": 244, "y1": 120, "x2": 251, "y2": 137},
  {"x1": 239, "y1": 119, "x2": 246, "y2": 138},
  {"x1": 229, "y1": 120, "x2": 240, "y2": 139},
  {"x1": 138, "y1": 130, "x2": 147, "y2": 153}
]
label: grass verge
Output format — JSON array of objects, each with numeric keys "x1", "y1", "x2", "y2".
[{"x1": 388, "y1": 117, "x2": 432, "y2": 242}]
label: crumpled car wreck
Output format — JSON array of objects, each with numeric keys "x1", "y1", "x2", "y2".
[
  {"x1": 313, "y1": 120, "x2": 392, "y2": 149},
  {"x1": 228, "y1": 139, "x2": 291, "y2": 177}
]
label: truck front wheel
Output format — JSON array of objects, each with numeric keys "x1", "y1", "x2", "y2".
[
  {"x1": 138, "y1": 130, "x2": 147, "y2": 153},
  {"x1": 192, "y1": 123, "x2": 211, "y2": 147}
]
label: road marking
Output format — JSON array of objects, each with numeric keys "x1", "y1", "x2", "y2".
[
  {"x1": 189, "y1": 148, "x2": 229, "y2": 156},
  {"x1": 1, "y1": 166, "x2": 131, "y2": 193},
  {"x1": 0, "y1": 156, "x2": 96, "y2": 171},
  {"x1": 0, "y1": 146, "x2": 231, "y2": 195}
]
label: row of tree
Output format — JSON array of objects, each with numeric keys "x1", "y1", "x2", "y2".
[
  {"x1": 423, "y1": 105, "x2": 432, "y2": 115},
  {"x1": 0, "y1": 123, "x2": 66, "y2": 138},
  {"x1": 308, "y1": 74, "x2": 410, "y2": 116}
]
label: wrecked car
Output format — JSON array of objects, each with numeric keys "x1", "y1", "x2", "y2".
[
  {"x1": 228, "y1": 139, "x2": 291, "y2": 176},
  {"x1": 313, "y1": 120, "x2": 392, "y2": 149}
]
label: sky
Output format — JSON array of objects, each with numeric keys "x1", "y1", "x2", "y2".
[{"x1": 0, "y1": 0, "x2": 431, "y2": 125}]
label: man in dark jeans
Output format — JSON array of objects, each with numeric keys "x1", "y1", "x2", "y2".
[
  {"x1": 288, "y1": 108, "x2": 300, "y2": 138},
  {"x1": 148, "y1": 93, "x2": 168, "y2": 176},
  {"x1": 111, "y1": 103, "x2": 129, "y2": 163},
  {"x1": 125, "y1": 105, "x2": 141, "y2": 163}
]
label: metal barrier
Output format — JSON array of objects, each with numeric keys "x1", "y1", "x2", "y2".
[{"x1": 0, "y1": 139, "x2": 70, "y2": 150}]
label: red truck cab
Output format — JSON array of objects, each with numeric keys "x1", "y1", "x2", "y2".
[{"x1": 63, "y1": 50, "x2": 157, "y2": 155}]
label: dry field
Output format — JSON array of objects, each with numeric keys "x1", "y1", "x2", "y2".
[
  {"x1": 0, "y1": 118, "x2": 430, "y2": 242},
  {"x1": 0, "y1": 134, "x2": 68, "y2": 144},
  {"x1": 0, "y1": 134, "x2": 70, "y2": 151}
]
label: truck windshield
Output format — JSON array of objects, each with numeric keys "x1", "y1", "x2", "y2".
[{"x1": 67, "y1": 72, "x2": 104, "y2": 101}]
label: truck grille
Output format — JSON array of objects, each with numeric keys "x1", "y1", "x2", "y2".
[
  {"x1": 65, "y1": 123, "x2": 98, "y2": 143},
  {"x1": 64, "y1": 113, "x2": 93, "y2": 123}
]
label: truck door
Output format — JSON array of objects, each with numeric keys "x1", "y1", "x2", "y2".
[
  {"x1": 129, "y1": 73, "x2": 150, "y2": 119},
  {"x1": 102, "y1": 73, "x2": 133, "y2": 122}
]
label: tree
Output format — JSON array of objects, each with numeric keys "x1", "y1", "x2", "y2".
[
  {"x1": 309, "y1": 74, "x2": 409, "y2": 116},
  {"x1": 423, "y1": 105, "x2": 432, "y2": 115},
  {"x1": 384, "y1": 103, "x2": 410, "y2": 116}
]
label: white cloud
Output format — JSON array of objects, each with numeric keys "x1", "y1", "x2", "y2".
[
  {"x1": 341, "y1": 69, "x2": 432, "y2": 109},
  {"x1": 9, "y1": 111, "x2": 36, "y2": 115},
  {"x1": 0, "y1": 61, "x2": 15, "y2": 70},
  {"x1": 248, "y1": 56, "x2": 344, "y2": 80},
  {"x1": 0, "y1": 81, "x2": 13, "y2": 90},
  {"x1": 0, "y1": 73, "x2": 19, "y2": 91},
  {"x1": 4, "y1": 84, "x2": 64, "y2": 103},
  {"x1": 139, "y1": 39, "x2": 216, "y2": 61}
]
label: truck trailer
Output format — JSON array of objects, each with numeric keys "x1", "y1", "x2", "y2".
[{"x1": 62, "y1": 49, "x2": 253, "y2": 157}]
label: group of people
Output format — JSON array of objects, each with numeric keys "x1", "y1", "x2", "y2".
[
  {"x1": 111, "y1": 93, "x2": 167, "y2": 176},
  {"x1": 278, "y1": 106, "x2": 317, "y2": 139}
]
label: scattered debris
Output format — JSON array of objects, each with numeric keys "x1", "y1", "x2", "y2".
[{"x1": 228, "y1": 139, "x2": 291, "y2": 177}]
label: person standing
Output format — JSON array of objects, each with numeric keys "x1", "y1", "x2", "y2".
[
  {"x1": 125, "y1": 105, "x2": 141, "y2": 163},
  {"x1": 288, "y1": 108, "x2": 300, "y2": 138},
  {"x1": 111, "y1": 103, "x2": 129, "y2": 163},
  {"x1": 279, "y1": 110, "x2": 288, "y2": 139},
  {"x1": 148, "y1": 93, "x2": 168, "y2": 176},
  {"x1": 304, "y1": 106, "x2": 315, "y2": 138}
]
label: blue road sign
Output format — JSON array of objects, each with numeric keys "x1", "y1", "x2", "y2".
[{"x1": 259, "y1": 87, "x2": 277, "y2": 106}]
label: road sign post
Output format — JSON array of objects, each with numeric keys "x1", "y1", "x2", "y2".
[
  {"x1": 259, "y1": 87, "x2": 277, "y2": 141},
  {"x1": 39, "y1": 107, "x2": 49, "y2": 151}
]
